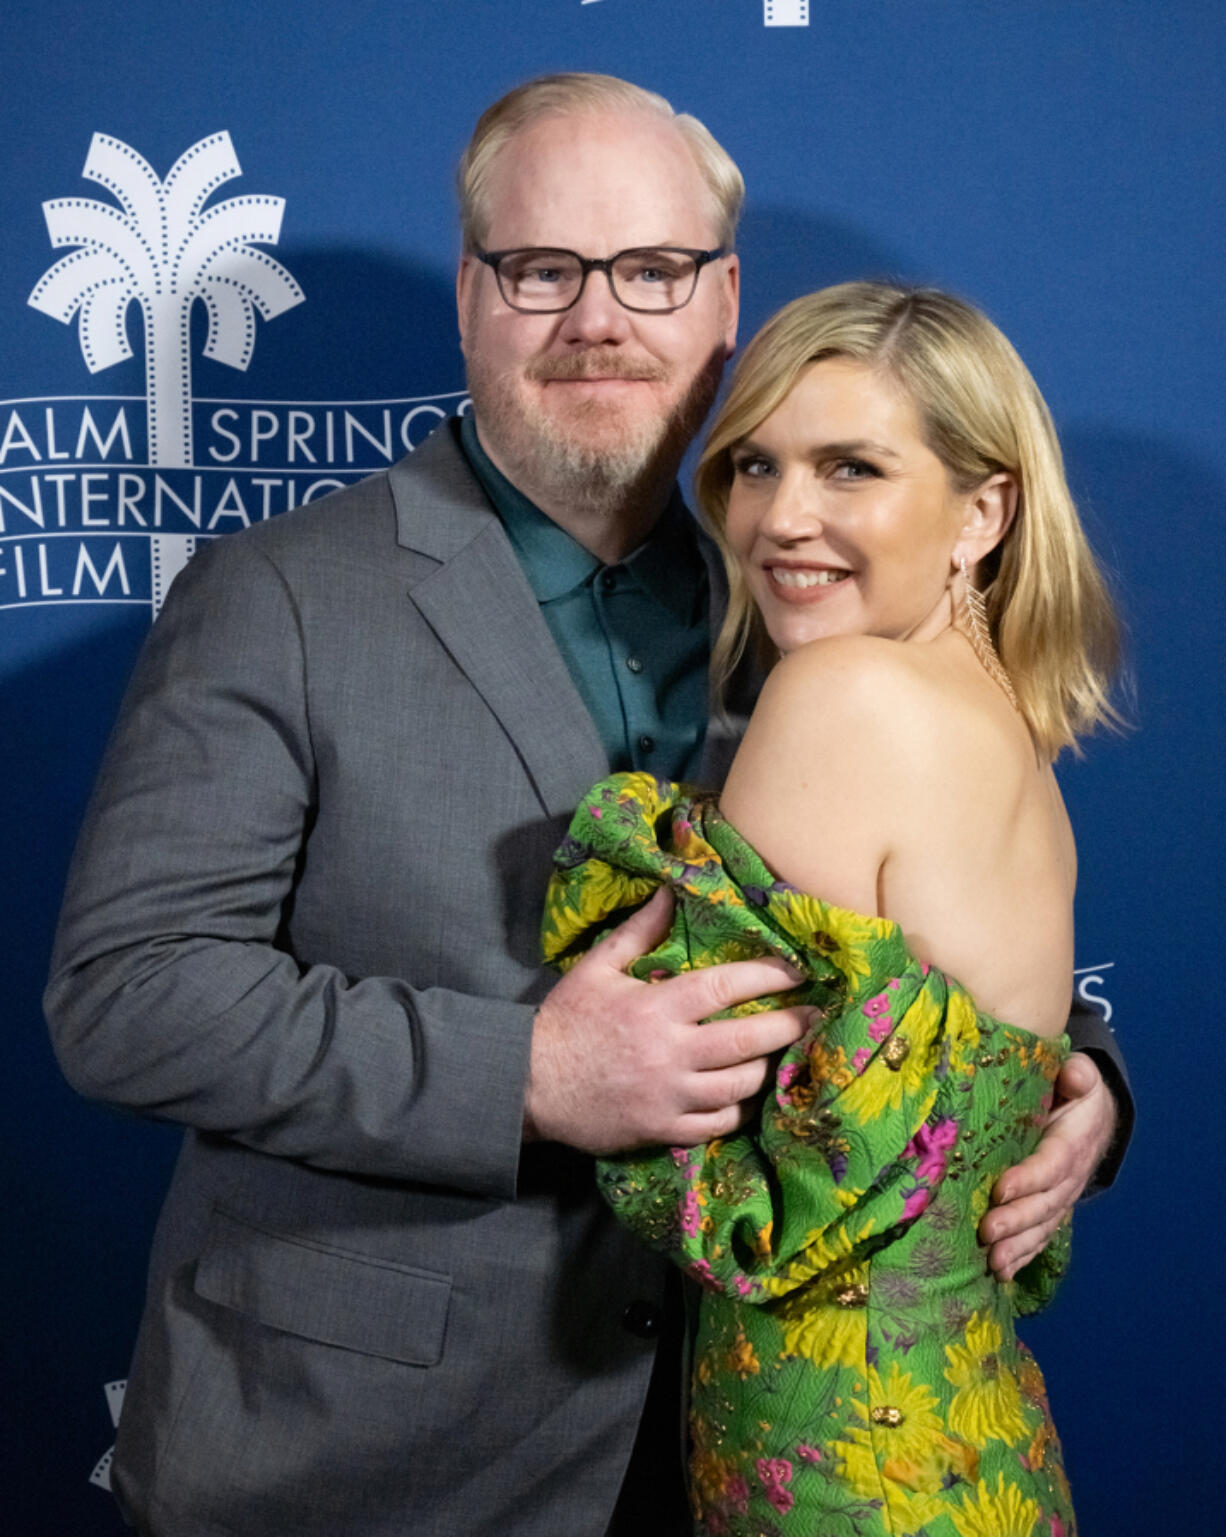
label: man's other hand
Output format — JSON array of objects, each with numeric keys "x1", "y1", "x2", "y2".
[
  {"x1": 525, "y1": 888, "x2": 810, "y2": 1154},
  {"x1": 979, "y1": 1051, "x2": 1117, "y2": 1279}
]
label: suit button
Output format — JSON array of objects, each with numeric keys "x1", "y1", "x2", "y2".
[{"x1": 621, "y1": 1300, "x2": 662, "y2": 1339}]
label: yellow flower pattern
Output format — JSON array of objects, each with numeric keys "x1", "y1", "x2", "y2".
[
  {"x1": 951, "y1": 1474, "x2": 1043, "y2": 1537},
  {"x1": 775, "y1": 1284, "x2": 866, "y2": 1370},
  {"x1": 945, "y1": 1309, "x2": 1031, "y2": 1447},
  {"x1": 544, "y1": 775, "x2": 1075, "y2": 1536}
]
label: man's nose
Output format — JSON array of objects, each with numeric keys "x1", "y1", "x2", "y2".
[{"x1": 556, "y1": 269, "x2": 633, "y2": 346}]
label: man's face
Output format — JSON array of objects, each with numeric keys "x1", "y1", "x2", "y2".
[{"x1": 457, "y1": 110, "x2": 740, "y2": 507}]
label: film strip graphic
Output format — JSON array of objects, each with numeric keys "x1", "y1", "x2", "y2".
[
  {"x1": 764, "y1": 0, "x2": 809, "y2": 23},
  {"x1": 88, "y1": 1380, "x2": 126, "y2": 1491}
]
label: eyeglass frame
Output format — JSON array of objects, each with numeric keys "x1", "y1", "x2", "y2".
[{"x1": 473, "y1": 245, "x2": 729, "y2": 315}]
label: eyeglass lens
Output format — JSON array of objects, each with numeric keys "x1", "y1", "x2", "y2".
[{"x1": 496, "y1": 249, "x2": 701, "y2": 312}]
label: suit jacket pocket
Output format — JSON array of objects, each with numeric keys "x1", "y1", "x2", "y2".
[{"x1": 195, "y1": 1207, "x2": 451, "y2": 1365}]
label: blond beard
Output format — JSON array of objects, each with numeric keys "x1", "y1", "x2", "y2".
[{"x1": 465, "y1": 344, "x2": 726, "y2": 516}]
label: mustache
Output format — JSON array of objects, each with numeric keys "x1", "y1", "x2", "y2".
[{"x1": 524, "y1": 349, "x2": 668, "y2": 384}]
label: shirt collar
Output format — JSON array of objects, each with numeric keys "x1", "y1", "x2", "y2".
[
  {"x1": 460, "y1": 412, "x2": 597, "y2": 600},
  {"x1": 459, "y1": 411, "x2": 705, "y2": 621}
]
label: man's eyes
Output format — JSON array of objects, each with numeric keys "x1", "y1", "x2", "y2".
[
  {"x1": 516, "y1": 263, "x2": 569, "y2": 285},
  {"x1": 622, "y1": 257, "x2": 687, "y2": 283}
]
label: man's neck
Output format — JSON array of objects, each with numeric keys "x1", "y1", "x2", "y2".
[
  {"x1": 533, "y1": 479, "x2": 675, "y2": 564},
  {"x1": 470, "y1": 424, "x2": 679, "y2": 564}
]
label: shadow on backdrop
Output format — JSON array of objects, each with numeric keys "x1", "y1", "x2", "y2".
[
  {"x1": 1026, "y1": 423, "x2": 1223, "y2": 1532},
  {"x1": 3, "y1": 617, "x2": 176, "y2": 1537},
  {"x1": 735, "y1": 203, "x2": 920, "y2": 340},
  {"x1": 209, "y1": 246, "x2": 464, "y2": 400}
]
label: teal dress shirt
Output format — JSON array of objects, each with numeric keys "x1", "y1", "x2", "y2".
[{"x1": 459, "y1": 413, "x2": 709, "y2": 781}]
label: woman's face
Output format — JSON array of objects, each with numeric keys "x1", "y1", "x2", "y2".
[{"x1": 725, "y1": 357, "x2": 969, "y2": 654}]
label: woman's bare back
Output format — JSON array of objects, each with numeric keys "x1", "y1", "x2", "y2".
[{"x1": 721, "y1": 631, "x2": 1075, "y2": 1036}]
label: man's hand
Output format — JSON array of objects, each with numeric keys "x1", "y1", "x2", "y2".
[
  {"x1": 525, "y1": 887, "x2": 810, "y2": 1154},
  {"x1": 979, "y1": 1051, "x2": 1116, "y2": 1279}
]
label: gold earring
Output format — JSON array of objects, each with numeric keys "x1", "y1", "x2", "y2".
[{"x1": 958, "y1": 557, "x2": 1018, "y2": 709}]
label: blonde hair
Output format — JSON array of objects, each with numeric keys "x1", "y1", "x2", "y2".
[
  {"x1": 697, "y1": 282, "x2": 1122, "y2": 759},
  {"x1": 457, "y1": 73, "x2": 744, "y2": 252}
]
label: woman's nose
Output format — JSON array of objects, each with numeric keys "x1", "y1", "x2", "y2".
[{"x1": 759, "y1": 472, "x2": 821, "y2": 543}]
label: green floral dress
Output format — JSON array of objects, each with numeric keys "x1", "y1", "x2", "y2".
[{"x1": 543, "y1": 773, "x2": 1075, "y2": 1537}]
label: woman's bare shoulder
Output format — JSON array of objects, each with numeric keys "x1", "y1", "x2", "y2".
[
  {"x1": 721, "y1": 639, "x2": 936, "y2": 902},
  {"x1": 747, "y1": 636, "x2": 942, "y2": 754}
]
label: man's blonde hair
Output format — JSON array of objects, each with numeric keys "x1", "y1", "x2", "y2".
[
  {"x1": 697, "y1": 282, "x2": 1123, "y2": 760},
  {"x1": 457, "y1": 73, "x2": 744, "y2": 252}
]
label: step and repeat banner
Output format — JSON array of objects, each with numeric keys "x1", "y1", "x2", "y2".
[{"x1": 4, "y1": 2, "x2": 1221, "y2": 1533}]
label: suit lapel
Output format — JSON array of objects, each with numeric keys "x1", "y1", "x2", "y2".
[{"x1": 389, "y1": 426, "x2": 606, "y2": 817}]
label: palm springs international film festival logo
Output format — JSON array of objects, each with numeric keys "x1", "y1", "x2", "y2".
[{"x1": 2, "y1": 132, "x2": 467, "y2": 619}]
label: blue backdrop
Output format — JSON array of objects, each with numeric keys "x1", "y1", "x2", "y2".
[{"x1": 4, "y1": 2, "x2": 1223, "y2": 1532}]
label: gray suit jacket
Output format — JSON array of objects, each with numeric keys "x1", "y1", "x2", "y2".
[{"x1": 46, "y1": 422, "x2": 747, "y2": 1536}]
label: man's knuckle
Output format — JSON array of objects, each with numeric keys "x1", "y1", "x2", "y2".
[
  {"x1": 717, "y1": 1104, "x2": 743, "y2": 1138},
  {"x1": 704, "y1": 968, "x2": 736, "y2": 1011},
  {"x1": 726, "y1": 1017, "x2": 755, "y2": 1058}
]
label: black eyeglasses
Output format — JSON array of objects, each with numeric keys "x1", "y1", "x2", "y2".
[{"x1": 474, "y1": 246, "x2": 727, "y2": 314}]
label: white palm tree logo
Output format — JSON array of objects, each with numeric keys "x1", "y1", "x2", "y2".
[{"x1": 28, "y1": 131, "x2": 304, "y2": 468}]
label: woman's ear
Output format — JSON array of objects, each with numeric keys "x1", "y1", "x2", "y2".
[{"x1": 952, "y1": 472, "x2": 1018, "y2": 574}]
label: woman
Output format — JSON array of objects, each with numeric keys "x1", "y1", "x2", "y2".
[{"x1": 543, "y1": 283, "x2": 1120, "y2": 1536}]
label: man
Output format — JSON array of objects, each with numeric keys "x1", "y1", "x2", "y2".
[{"x1": 46, "y1": 74, "x2": 1128, "y2": 1536}]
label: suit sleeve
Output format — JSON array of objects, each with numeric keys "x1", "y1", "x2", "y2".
[
  {"x1": 1066, "y1": 994, "x2": 1133, "y2": 1192},
  {"x1": 44, "y1": 531, "x2": 532, "y2": 1199}
]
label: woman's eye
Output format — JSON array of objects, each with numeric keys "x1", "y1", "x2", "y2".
[
  {"x1": 832, "y1": 458, "x2": 879, "y2": 480},
  {"x1": 732, "y1": 454, "x2": 773, "y2": 478}
]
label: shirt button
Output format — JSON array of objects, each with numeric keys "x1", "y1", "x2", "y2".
[
  {"x1": 600, "y1": 570, "x2": 618, "y2": 591},
  {"x1": 638, "y1": 734, "x2": 655, "y2": 753},
  {"x1": 626, "y1": 656, "x2": 643, "y2": 673},
  {"x1": 621, "y1": 1300, "x2": 662, "y2": 1339}
]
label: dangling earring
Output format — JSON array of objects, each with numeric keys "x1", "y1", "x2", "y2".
[{"x1": 958, "y1": 557, "x2": 1018, "y2": 709}]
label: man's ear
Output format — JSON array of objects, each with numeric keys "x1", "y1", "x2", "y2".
[
  {"x1": 720, "y1": 252, "x2": 740, "y2": 358},
  {"x1": 456, "y1": 255, "x2": 475, "y2": 349},
  {"x1": 952, "y1": 472, "x2": 1018, "y2": 573}
]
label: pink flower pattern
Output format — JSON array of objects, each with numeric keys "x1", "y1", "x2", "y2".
[
  {"x1": 756, "y1": 1457, "x2": 795, "y2": 1515},
  {"x1": 725, "y1": 1475, "x2": 750, "y2": 1515},
  {"x1": 686, "y1": 1257, "x2": 720, "y2": 1292}
]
